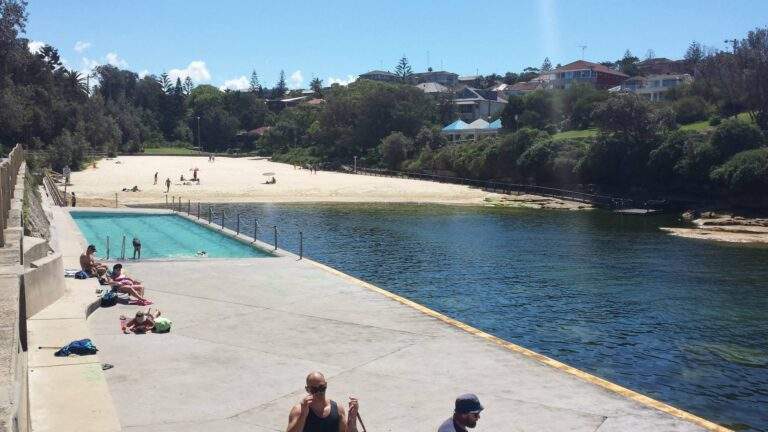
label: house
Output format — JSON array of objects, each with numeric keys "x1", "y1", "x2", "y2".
[
  {"x1": 610, "y1": 74, "x2": 692, "y2": 101},
  {"x1": 457, "y1": 75, "x2": 482, "y2": 87},
  {"x1": 267, "y1": 96, "x2": 308, "y2": 111},
  {"x1": 453, "y1": 87, "x2": 507, "y2": 122},
  {"x1": 441, "y1": 118, "x2": 503, "y2": 143},
  {"x1": 358, "y1": 70, "x2": 398, "y2": 82},
  {"x1": 543, "y1": 60, "x2": 628, "y2": 90},
  {"x1": 492, "y1": 79, "x2": 546, "y2": 97},
  {"x1": 636, "y1": 58, "x2": 688, "y2": 76},
  {"x1": 415, "y1": 82, "x2": 450, "y2": 94},
  {"x1": 413, "y1": 70, "x2": 459, "y2": 87}
]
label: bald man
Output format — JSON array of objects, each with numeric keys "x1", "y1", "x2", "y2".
[{"x1": 286, "y1": 372, "x2": 359, "y2": 432}]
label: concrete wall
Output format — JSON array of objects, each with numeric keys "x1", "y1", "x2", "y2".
[
  {"x1": 22, "y1": 238, "x2": 48, "y2": 267},
  {"x1": 22, "y1": 254, "x2": 65, "y2": 319}
]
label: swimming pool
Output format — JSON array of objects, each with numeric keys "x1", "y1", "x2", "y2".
[{"x1": 71, "y1": 211, "x2": 272, "y2": 259}]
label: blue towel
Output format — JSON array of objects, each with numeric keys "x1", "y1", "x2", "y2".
[{"x1": 54, "y1": 339, "x2": 98, "y2": 357}]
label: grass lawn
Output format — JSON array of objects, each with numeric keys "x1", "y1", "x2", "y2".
[
  {"x1": 142, "y1": 147, "x2": 202, "y2": 155},
  {"x1": 551, "y1": 128, "x2": 598, "y2": 140},
  {"x1": 680, "y1": 113, "x2": 755, "y2": 133}
]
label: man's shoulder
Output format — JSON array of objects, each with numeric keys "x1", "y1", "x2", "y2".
[{"x1": 437, "y1": 417, "x2": 457, "y2": 432}]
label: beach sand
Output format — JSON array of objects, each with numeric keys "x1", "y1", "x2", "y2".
[
  {"x1": 68, "y1": 155, "x2": 588, "y2": 209},
  {"x1": 661, "y1": 217, "x2": 768, "y2": 244}
]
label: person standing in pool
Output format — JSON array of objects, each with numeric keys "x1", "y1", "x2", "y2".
[
  {"x1": 132, "y1": 237, "x2": 141, "y2": 260},
  {"x1": 154, "y1": 172, "x2": 158, "y2": 185},
  {"x1": 165, "y1": 177, "x2": 171, "y2": 193},
  {"x1": 71, "y1": 192, "x2": 76, "y2": 207}
]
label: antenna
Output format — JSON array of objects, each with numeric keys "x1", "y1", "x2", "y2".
[{"x1": 578, "y1": 45, "x2": 587, "y2": 60}]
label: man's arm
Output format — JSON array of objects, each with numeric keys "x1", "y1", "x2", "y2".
[{"x1": 286, "y1": 404, "x2": 307, "y2": 432}]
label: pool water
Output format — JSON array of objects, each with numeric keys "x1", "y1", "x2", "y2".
[{"x1": 71, "y1": 212, "x2": 271, "y2": 259}]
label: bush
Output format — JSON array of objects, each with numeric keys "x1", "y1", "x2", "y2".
[
  {"x1": 710, "y1": 148, "x2": 768, "y2": 194},
  {"x1": 379, "y1": 132, "x2": 413, "y2": 169},
  {"x1": 710, "y1": 119, "x2": 765, "y2": 161},
  {"x1": 672, "y1": 96, "x2": 709, "y2": 124},
  {"x1": 709, "y1": 116, "x2": 722, "y2": 126}
]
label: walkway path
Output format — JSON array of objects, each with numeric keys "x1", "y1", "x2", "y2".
[{"x1": 85, "y1": 255, "x2": 713, "y2": 431}]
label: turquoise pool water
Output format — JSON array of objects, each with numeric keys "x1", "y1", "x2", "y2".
[{"x1": 71, "y1": 212, "x2": 271, "y2": 259}]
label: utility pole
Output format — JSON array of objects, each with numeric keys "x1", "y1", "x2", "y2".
[{"x1": 196, "y1": 116, "x2": 201, "y2": 151}]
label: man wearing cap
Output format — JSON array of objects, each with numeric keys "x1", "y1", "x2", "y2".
[
  {"x1": 80, "y1": 244, "x2": 107, "y2": 276},
  {"x1": 438, "y1": 394, "x2": 483, "y2": 431}
]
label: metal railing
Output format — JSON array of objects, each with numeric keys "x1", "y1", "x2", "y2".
[
  {"x1": 169, "y1": 199, "x2": 304, "y2": 259},
  {"x1": 1, "y1": 144, "x2": 25, "y2": 246}
]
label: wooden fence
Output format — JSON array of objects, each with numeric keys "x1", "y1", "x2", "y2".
[
  {"x1": 0, "y1": 144, "x2": 25, "y2": 246},
  {"x1": 348, "y1": 167, "x2": 629, "y2": 208}
]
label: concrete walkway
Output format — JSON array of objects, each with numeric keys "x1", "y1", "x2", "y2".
[{"x1": 85, "y1": 254, "x2": 715, "y2": 432}]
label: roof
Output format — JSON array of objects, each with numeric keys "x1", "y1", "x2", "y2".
[
  {"x1": 360, "y1": 70, "x2": 396, "y2": 77},
  {"x1": 279, "y1": 96, "x2": 307, "y2": 103},
  {"x1": 442, "y1": 120, "x2": 469, "y2": 131},
  {"x1": 468, "y1": 119, "x2": 490, "y2": 129},
  {"x1": 306, "y1": 98, "x2": 325, "y2": 105},
  {"x1": 550, "y1": 60, "x2": 629, "y2": 77},
  {"x1": 415, "y1": 82, "x2": 449, "y2": 93},
  {"x1": 458, "y1": 75, "x2": 481, "y2": 81},
  {"x1": 509, "y1": 80, "x2": 544, "y2": 92},
  {"x1": 247, "y1": 126, "x2": 272, "y2": 136}
]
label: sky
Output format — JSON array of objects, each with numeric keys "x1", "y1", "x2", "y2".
[{"x1": 24, "y1": 0, "x2": 768, "y2": 90}]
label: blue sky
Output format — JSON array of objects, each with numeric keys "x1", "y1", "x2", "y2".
[{"x1": 25, "y1": 0, "x2": 768, "y2": 90}]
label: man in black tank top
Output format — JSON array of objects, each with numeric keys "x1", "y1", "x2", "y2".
[{"x1": 286, "y1": 371, "x2": 359, "y2": 432}]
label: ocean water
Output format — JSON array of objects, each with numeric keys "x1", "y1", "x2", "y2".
[
  {"x1": 71, "y1": 211, "x2": 271, "y2": 259},
  {"x1": 190, "y1": 202, "x2": 768, "y2": 431}
]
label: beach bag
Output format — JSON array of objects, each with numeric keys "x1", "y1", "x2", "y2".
[
  {"x1": 153, "y1": 317, "x2": 172, "y2": 333},
  {"x1": 74, "y1": 271, "x2": 88, "y2": 279},
  {"x1": 100, "y1": 290, "x2": 118, "y2": 307},
  {"x1": 54, "y1": 339, "x2": 98, "y2": 357}
]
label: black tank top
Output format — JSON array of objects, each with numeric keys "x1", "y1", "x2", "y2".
[{"x1": 304, "y1": 400, "x2": 339, "y2": 432}]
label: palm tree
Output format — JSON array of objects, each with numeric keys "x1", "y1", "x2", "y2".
[{"x1": 63, "y1": 69, "x2": 88, "y2": 97}]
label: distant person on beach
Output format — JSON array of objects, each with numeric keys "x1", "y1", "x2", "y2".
[
  {"x1": 123, "y1": 309, "x2": 161, "y2": 333},
  {"x1": 132, "y1": 237, "x2": 141, "y2": 259},
  {"x1": 286, "y1": 371, "x2": 359, "y2": 432},
  {"x1": 180, "y1": 174, "x2": 186, "y2": 181},
  {"x1": 70, "y1": 192, "x2": 76, "y2": 207},
  {"x1": 437, "y1": 394, "x2": 483, "y2": 432},
  {"x1": 80, "y1": 244, "x2": 107, "y2": 276},
  {"x1": 165, "y1": 177, "x2": 171, "y2": 193},
  {"x1": 154, "y1": 172, "x2": 158, "y2": 185}
]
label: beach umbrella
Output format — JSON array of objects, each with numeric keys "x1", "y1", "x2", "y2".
[{"x1": 262, "y1": 172, "x2": 275, "y2": 176}]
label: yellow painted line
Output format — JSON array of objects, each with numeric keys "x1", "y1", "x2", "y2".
[{"x1": 305, "y1": 258, "x2": 731, "y2": 432}]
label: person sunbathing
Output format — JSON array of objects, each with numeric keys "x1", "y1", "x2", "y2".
[
  {"x1": 123, "y1": 309, "x2": 161, "y2": 334},
  {"x1": 80, "y1": 244, "x2": 107, "y2": 276},
  {"x1": 110, "y1": 264, "x2": 141, "y2": 285},
  {"x1": 99, "y1": 274, "x2": 151, "y2": 305}
]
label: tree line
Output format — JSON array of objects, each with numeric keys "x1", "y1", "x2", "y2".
[{"x1": 1, "y1": 0, "x2": 766, "y2": 205}]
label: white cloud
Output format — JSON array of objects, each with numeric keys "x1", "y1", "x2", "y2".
[
  {"x1": 105, "y1": 52, "x2": 128, "y2": 68},
  {"x1": 327, "y1": 75, "x2": 357, "y2": 86},
  {"x1": 289, "y1": 70, "x2": 304, "y2": 89},
  {"x1": 74, "y1": 41, "x2": 91, "y2": 53},
  {"x1": 80, "y1": 57, "x2": 99, "y2": 75},
  {"x1": 219, "y1": 75, "x2": 249, "y2": 91},
  {"x1": 138, "y1": 69, "x2": 149, "y2": 79},
  {"x1": 168, "y1": 61, "x2": 211, "y2": 83},
  {"x1": 27, "y1": 40, "x2": 45, "y2": 54}
]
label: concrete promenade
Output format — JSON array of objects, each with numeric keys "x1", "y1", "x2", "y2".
[{"x1": 64, "y1": 211, "x2": 723, "y2": 431}]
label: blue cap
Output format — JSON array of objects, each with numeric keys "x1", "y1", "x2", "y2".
[{"x1": 455, "y1": 394, "x2": 483, "y2": 414}]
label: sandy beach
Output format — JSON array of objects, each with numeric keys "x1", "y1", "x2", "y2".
[
  {"x1": 67, "y1": 155, "x2": 588, "y2": 209},
  {"x1": 661, "y1": 216, "x2": 768, "y2": 244}
]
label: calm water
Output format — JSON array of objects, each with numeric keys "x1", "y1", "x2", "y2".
[
  {"x1": 172, "y1": 203, "x2": 767, "y2": 430},
  {"x1": 71, "y1": 212, "x2": 270, "y2": 259}
]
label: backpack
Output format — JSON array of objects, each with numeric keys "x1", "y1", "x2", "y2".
[
  {"x1": 54, "y1": 339, "x2": 98, "y2": 357},
  {"x1": 75, "y1": 270, "x2": 88, "y2": 279},
  {"x1": 153, "y1": 317, "x2": 172, "y2": 333},
  {"x1": 100, "y1": 290, "x2": 118, "y2": 307}
]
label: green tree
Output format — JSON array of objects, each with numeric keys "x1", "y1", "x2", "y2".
[
  {"x1": 395, "y1": 56, "x2": 413, "y2": 82},
  {"x1": 310, "y1": 77, "x2": 323, "y2": 96},
  {"x1": 540, "y1": 57, "x2": 552, "y2": 72},
  {"x1": 710, "y1": 148, "x2": 768, "y2": 195},
  {"x1": 249, "y1": 70, "x2": 261, "y2": 94},
  {"x1": 709, "y1": 118, "x2": 765, "y2": 161},
  {"x1": 617, "y1": 49, "x2": 639, "y2": 76},
  {"x1": 379, "y1": 131, "x2": 412, "y2": 169},
  {"x1": 274, "y1": 70, "x2": 287, "y2": 98},
  {"x1": 183, "y1": 77, "x2": 194, "y2": 95}
]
